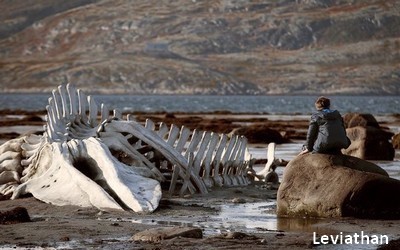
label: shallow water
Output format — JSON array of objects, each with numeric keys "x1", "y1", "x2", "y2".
[
  {"x1": 0, "y1": 111, "x2": 398, "y2": 249},
  {"x1": 97, "y1": 141, "x2": 399, "y2": 242},
  {"x1": 7, "y1": 143, "x2": 396, "y2": 250},
  {"x1": 108, "y1": 201, "x2": 340, "y2": 238},
  {"x1": 126, "y1": 201, "x2": 278, "y2": 236}
]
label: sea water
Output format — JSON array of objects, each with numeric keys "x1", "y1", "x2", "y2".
[{"x1": 0, "y1": 93, "x2": 399, "y2": 115}]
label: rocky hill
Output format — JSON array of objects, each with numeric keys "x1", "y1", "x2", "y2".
[{"x1": 1, "y1": 0, "x2": 399, "y2": 95}]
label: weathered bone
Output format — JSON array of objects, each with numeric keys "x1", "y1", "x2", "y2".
[
  {"x1": 12, "y1": 139, "x2": 161, "y2": 211},
  {"x1": 257, "y1": 142, "x2": 277, "y2": 179},
  {"x1": 0, "y1": 83, "x2": 272, "y2": 212},
  {"x1": 101, "y1": 120, "x2": 207, "y2": 194},
  {"x1": 200, "y1": 132, "x2": 220, "y2": 188}
]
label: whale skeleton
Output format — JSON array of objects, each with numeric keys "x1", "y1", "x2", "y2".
[{"x1": 0, "y1": 84, "x2": 274, "y2": 212}]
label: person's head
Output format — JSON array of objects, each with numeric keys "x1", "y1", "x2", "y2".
[{"x1": 315, "y1": 96, "x2": 330, "y2": 110}]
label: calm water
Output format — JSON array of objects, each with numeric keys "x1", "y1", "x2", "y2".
[{"x1": 0, "y1": 93, "x2": 399, "y2": 115}]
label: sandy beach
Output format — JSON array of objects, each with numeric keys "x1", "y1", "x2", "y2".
[{"x1": 0, "y1": 110, "x2": 400, "y2": 249}]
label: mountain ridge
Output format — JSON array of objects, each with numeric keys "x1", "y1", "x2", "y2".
[{"x1": 1, "y1": 0, "x2": 399, "y2": 95}]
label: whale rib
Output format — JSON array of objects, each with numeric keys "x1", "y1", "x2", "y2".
[{"x1": 0, "y1": 83, "x2": 271, "y2": 212}]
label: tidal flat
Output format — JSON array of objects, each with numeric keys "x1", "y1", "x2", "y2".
[{"x1": 0, "y1": 110, "x2": 399, "y2": 249}]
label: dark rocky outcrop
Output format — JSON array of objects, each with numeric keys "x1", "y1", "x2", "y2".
[
  {"x1": 342, "y1": 113, "x2": 394, "y2": 160},
  {"x1": 231, "y1": 124, "x2": 288, "y2": 144},
  {"x1": 277, "y1": 153, "x2": 400, "y2": 219},
  {"x1": 0, "y1": 206, "x2": 31, "y2": 224}
]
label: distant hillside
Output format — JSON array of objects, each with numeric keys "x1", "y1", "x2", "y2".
[{"x1": 1, "y1": 0, "x2": 399, "y2": 95}]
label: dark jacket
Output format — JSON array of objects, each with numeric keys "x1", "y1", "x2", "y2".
[{"x1": 304, "y1": 109, "x2": 350, "y2": 154}]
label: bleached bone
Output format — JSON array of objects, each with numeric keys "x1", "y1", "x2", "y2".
[
  {"x1": 210, "y1": 134, "x2": 228, "y2": 187},
  {"x1": 0, "y1": 83, "x2": 273, "y2": 212},
  {"x1": 12, "y1": 139, "x2": 161, "y2": 212},
  {"x1": 0, "y1": 137, "x2": 26, "y2": 194},
  {"x1": 98, "y1": 132, "x2": 165, "y2": 182},
  {"x1": 257, "y1": 142, "x2": 277, "y2": 180},
  {"x1": 101, "y1": 120, "x2": 208, "y2": 194},
  {"x1": 0, "y1": 84, "x2": 163, "y2": 212},
  {"x1": 193, "y1": 131, "x2": 212, "y2": 177},
  {"x1": 126, "y1": 119, "x2": 252, "y2": 191},
  {"x1": 168, "y1": 126, "x2": 192, "y2": 193},
  {"x1": 199, "y1": 132, "x2": 220, "y2": 188}
]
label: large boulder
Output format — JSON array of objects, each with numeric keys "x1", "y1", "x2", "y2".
[
  {"x1": 342, "y1": 113, "x2": 394, "y2": 160},
  {"x1": 277, "y1": 153, "x2": 400, "y2": 219}
]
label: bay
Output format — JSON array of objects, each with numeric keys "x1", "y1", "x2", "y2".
[{"x1": 0, "y1": 93, "x2": 399, "y2": 115}]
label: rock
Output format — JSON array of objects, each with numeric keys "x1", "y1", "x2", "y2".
[
  {"x1": 232, "y1": 197, "x2": 246, "y2": 204},
  {"x1": 265, "y1": 171, "x2": 279, "y2": 185},
  {"x1": 59, "y1": 236, "x2": 70, "y2": 241},
  {"x1": 378, "y1": 237, "x2": 400, "y2": 250},
  {"x1": 212, "y1": 231, "x2": 258, "y2": 240},
  {"x1": 344, "y1": 126, "x2": 394, "y2": 160},
  {"x1": 342, "y1": 113, "x2": 394, "y2": 160},
  {"x1": 0, "y1": 206, "x2": 31, "y2": 224},
  {"x1": 0, "y1": 194, "x2": 12, "y2": 201},
  {"x1": 231, "y1": 125, "x2": 288, "y2": 144},
  {"x1": 222, "y1": 232, "x2": 252, "y2": 239},
  {"x1": 277, "y1": 153, "x2": 400, "y2": 219},
  {"x1": 131, "y1": 226, "x2": 203, "y2": 242},
  {"x1": 265, "y1": 182, "x2": 280, "y2": 191},
  {"x1": 392, "y1": 133, "x2": 400, "y2": 149},
  {"x1": 343, "y1": 113, "x2": 380, "y2": 128}
]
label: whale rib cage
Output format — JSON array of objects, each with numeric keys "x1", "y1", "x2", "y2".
[{"x1": 0, "y1": 84, "x2": 268, "y2": 212}]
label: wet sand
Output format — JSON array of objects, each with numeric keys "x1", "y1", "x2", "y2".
[
  {"x1": 1, "y1": 186, "x2": 399, "y2": 249},
  {"x1": 0, "y1": 110, "x2": 400, "y2": 249}
]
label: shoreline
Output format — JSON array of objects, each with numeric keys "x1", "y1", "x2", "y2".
[
  {"x1": 1, "y1": 187, "x2": 400, "y2": 249},
  {"x1": 0, "y1": 110, "x2": 400, "y2": 249},
  {"x1": 1, "y1": 94, "x2": 400, "y2": 116}
]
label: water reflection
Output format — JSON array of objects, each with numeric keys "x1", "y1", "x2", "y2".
[
  {"x1": 126, "y1": 201, "x2": 338, "y2": 236},
  {"x1": 130, "y1": 202, "x2": 278, "y2": 235},
  {"x1": 207, "y1": 202, "x2": 277, "y2": 232},
  {"x1": 277, "y1": 217, "x2": 338, "y2": 235},
  {"x1": 109, "y1": 142, "x2": 400, "y2": 240}
]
